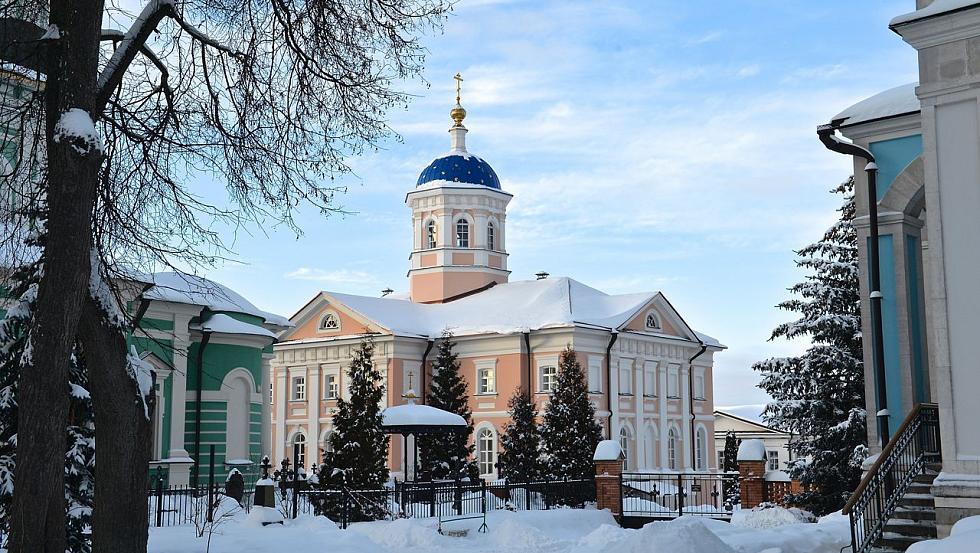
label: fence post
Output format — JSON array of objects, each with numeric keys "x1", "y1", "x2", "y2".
[
  {"x1": 155, "y1": 470, "x2": 164, "y2": 528},
  {"x1": 342, "y1": 483, "x2": 350, "y2": 529},
  {"x1": 207, "y1": 445, "x2": 216, "y2": 523},
  {"x1": 481, "y1": 479, "x2": 487, "y2": 516},
  {"x1": 453, "y1": 477, "x2": 462, "y2": 516},
  {"x1": 292, "y1": 443, "x2": 300, "y2": 519},
  {"x1": 677, "y1": 473, "x2": 684, "y2": 517},
  {"x1": 429, "y1": 480, "x2": 436, "y2": 518}
]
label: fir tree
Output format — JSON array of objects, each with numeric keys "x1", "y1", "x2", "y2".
[
  {"x1": 722, "y1": 430, "x2": 740, "y2": 507},
  {"x1": 0, "y1": 263, "x2": 95, "y2": 553},
  {"x1": 541, "y1": 346, "x2": 602, "y2": 483},
  {"x1": 420, "y1": 330, "x2": 476, "y2": 480},
  {"x1": 498, "y1": 387, "x2": 541, "y2": 483},
  {"x1": 752, "y1": 177, "x2": 867, "y2": 515},
  {"x1": 317, "y1": 339, "x2": 389, "y2": 494}
]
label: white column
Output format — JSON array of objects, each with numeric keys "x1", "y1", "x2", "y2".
[
  {"x1": 306, "y1": 364, "x2": 320, "y2": 470},
  {"x1": 634, "y1": 357, "x2": 645, "y2": 468},
  {"x1": 659, "y1": 363, "x2": 668, "y2": 468},
  {"x1": 681, "y1": 365, "x2": 692, "y2": 470},
  {"x1": 275, "y1": 369, "x2": 287, "y2": 464},
  {"x1": 261, "y1": 354, "x2": 273, "y2": 458},
  {"x1": 168, "y1": 339, "x2": 190, "y2": 459},
  {"x1": 439, "y1": 211, "x2": 453, "y2": 248}
]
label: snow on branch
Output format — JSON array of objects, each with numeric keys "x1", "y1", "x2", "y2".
[
  {"x1": 96, "y1": 0, "x2": 174, "y2": 111},
  {"x1": 53, "y1": 108, "x2": 103, "y2": 156}
]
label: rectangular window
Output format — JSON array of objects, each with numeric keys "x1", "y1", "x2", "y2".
[
  {"x1": 269, "y1": 382, "x2": 274, "y2": 404},
  {"x1": 717, "y1": 450, "x2": 726, "y2": 469},
  {"x1": 325, "y1": 374, "x2": 339, "y2": 399},
  {"x1": 693, "y1": 373, "x2": 705, "y2": 400},
  {"x1": 618, "y1": 359, "x2": 632, "y2": 395},
  {"x1": 643, "y1": 362, "x2": 657, "y2": 397},
  {"x1": 667, "y1": 366, "x2": 679, "y2": 398},
  {"x1": 292, "y1": 376, "x2": 306, "y2": 401},
  {"x1": 767, "y1": 450, "x2": 780, "y2": 471},
  {"x1": 539, "y1": 365, "x2": 557, "y2": 393},
  {"x1": 587, "y1": 357, "x2": 602, "y2": 393},
  {"x1": 478, "y1": 367, "x2": 496, "y2": 394}
]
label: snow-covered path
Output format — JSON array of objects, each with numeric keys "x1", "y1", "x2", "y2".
[{"x1": 149, "y1": 508, "x2": 851, "y2": 553}]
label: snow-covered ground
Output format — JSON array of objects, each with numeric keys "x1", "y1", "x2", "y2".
[
  {"x1": 907, "y1": 515, "x2": 980, "y2": 553},
  {"x1": 149, "y1": 506, "x2": 851, "y2": 553}
]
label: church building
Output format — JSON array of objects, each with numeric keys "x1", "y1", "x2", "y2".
[{"x1": 270, "y1": 80, "x2": 725, "y2": 480}]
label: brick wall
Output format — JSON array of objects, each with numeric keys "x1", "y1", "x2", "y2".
[
  {"x1": 594, "y1": 459, "x2": 623, "y2": 516},
  {"x1": 739, "y1": 459, "x2": 766, "y2": 508}
]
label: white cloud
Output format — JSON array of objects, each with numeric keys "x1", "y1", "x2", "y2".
[{"x1": 285, "y1": 268, "x2": 380, "y2": 285}]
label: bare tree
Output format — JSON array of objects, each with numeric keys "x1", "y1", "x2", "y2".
[{"x1": 0, "y1": 1, "x2": 450, "y2": 551}]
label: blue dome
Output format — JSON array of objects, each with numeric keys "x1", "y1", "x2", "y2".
[{"x1": 416, "y1": 153, "x2": 501, "y2": 189}]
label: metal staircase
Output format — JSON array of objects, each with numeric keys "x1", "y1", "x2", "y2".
[{"x1": 844, "y1": 403, "x2": 941, "y2": 553}]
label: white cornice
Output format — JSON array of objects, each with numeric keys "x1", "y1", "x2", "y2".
[{"x1": 892, "y1": 5, "x2": 980, "y2": 49}]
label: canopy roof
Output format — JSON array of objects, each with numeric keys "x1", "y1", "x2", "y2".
[{"x1": 381, "y1": 403, "x2": 467, "y2": 435}]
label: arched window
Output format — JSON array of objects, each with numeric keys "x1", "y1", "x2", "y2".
[
  {"x1": 619, "y1": 426, "x2": 632, "y2": 470},
  {"x1": 292, "y1": 433, "x2": 307, "y2": 468},
  {"x1": 667, "y1": 428, "x2": 678, "y2": 470},
  {"x1": 425, "y1": 220, "x2": 437, "y2": 249},
  {"x1": 487, "y1": 221, "x2": 495, "y2": 251},
  {"x1": 318, "y1": 312, "x2": 340, "y2": 331},
  {"x1": 477, "y1": 427, "x2": 496, "y2": 477},
  {"x1": 695, "y1": 427, "x2": 707, "y2": 470},
  {"x1": 455, "y1": 219, "x2": 469, "y2": 248},
  {"x1": 645, "y1": 311, "x2": 660, "y2": 330},
  {"x1": 321, "y1": 431, "x2": 335, "y2": 464}
]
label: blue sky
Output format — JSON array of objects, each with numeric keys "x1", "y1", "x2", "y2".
[{"x1": 198, "y1": 0, "x2": 919, "y2": 409}]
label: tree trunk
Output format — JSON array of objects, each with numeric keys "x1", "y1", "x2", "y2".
[
  {"x1": 8, "y1": 2, "x2": 105, "y2": 553},
  {"x1": 78, "y1": 297, "x2": 154, "y2": 553}
]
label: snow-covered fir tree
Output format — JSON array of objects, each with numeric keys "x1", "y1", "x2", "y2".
[
  {"x1": 0, "y1": 263, "x2": 95, "y2": 553},
  {"x1": 420, "y1": 330, "x2": 476, "y2": 480},
  {"x1": 541, "y1": 346, "x2": 602, "y2": 483},
  {"x1": 752, "y1": 177, "x2": 867, "y2": 515},
  {"x1": 498, "y1": 387, "x2": 541, "y2": 483},
  {"x1": 722, "y1": 430, "x2": 740, "y2": 507},
  {"x1": 317, "y1": 339, "x2": 389, "y2": 490}
]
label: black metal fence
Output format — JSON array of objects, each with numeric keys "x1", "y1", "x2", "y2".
[
  {"x1": 148, "y1": 477, "x2": 595, "y2": 528},
  {"x1": 620, "y1": 472, "x2": 738, "y2": 521}
]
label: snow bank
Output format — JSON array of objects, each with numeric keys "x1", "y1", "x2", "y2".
[
  {"x1": 908, "y1": 514, "x2": 980, "y2": 553},
  {"x1": 732, "y1": 504, "x2": 815, "y2": 529},
  {"x1": 737, "y1": 439, "x2": 766, "y2": 461},
  {"x1": 603, "y1": 517, "x2": 736, "y2": 553},
  {"x1": 594, "y1": 440, "x2": 623, "y2": 461}
]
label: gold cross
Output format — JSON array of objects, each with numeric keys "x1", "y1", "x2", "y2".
[
  {"x1": 407, "y1": 370, "x2": 415, "y2": 390},
  {"x1": 454, "y1": 73, "x2": 463, "y2": 105}
]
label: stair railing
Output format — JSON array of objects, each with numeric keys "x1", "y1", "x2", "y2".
[{"x1": 844, "y1": 403, "x2": 940, "y2": 553}]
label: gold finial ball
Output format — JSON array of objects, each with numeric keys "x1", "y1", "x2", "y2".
[{"x1": 451, "y1": 104, "x2": 467, "y2": 127}]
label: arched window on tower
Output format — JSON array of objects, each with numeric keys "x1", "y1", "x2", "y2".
[
  {"x1": 425, "y1": 220, "x2": 437, "y2": 249},
  {"x1": 667, "y1": 428, "x2": 678, "y2": 470},
  {"x1": 619, "y1": 426, "x2": 633, "y2": 470},
  {"x1": 456, "y1": 219, "x2": 469, "y2": 248},
  {"x1": 487, "y1": 221, "x2": 495, "y2": 251}
]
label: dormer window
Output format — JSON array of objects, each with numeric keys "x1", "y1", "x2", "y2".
[
  {"x1": 455, "y1": 219, "x2": 469, "y2": 248},
  {"x1": 487, "y1": 221, "x2": 495, "y2": 251},
  {"x1": 645, "y1": 311, "x2": 660, "y2": 330},
  {"x1": 425, "y1": 220, "x2": 437, "y2": 249},
  {"x1": 318, "y1": 312, "x2": 340, "y2": 332}
]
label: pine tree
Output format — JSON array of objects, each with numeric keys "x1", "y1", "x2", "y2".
[
  {"x1": 541, "y1": 346, "x2": 602, "y2": 483},
  {"x1": 498, "y1": 387, "x2": 541, "y2": 483},
  {"x1": 752, "y1": 177, "x2": 867, "y2": 515},
  {"x1": 317, "y1": 339, "x2": 389, "y2": 498},
  {"x1": 420, "y1": 330, "x2": 476, "y2": 480},
  {"x1": 0, "y1": 263, "x2": 95, "y2": 552},
  {"x1": 722, "y1": 430, "x2": 740, "y2": 507}
]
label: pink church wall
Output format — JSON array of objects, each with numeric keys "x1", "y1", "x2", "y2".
[{"x1": 410, "y1": 271, "x2": 506, "y2": 304}]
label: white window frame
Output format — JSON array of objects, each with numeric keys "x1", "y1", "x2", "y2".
[
  {"x1": 487, "y1": 221, "x2": 495, "y2": 251},
  {"x1": 645, "y1": 311, "x2": 660, "y2": 330},
  {"x1": 538, "y1": 358, "x2": 559, "y2": 394},
  {"x1": 318, "y1": 311, "x2": 341, "y2": 332},
  {"x1": 643, "y1": 361, "x2": 657, "y2": 397},
  {"x1": 292, "y1": 433, "x2": 307, "y2": 468},
  {"x1": 455, "y1": 218, "x2": 469, "y2": 248},
  {"x1": 292, "y1": 376, "x2": 306, "y2": 401},
  {"x1": 667, "y1": 365, "x2": 680, "y2": 398},
  {"x1": 587, "y1": 356, "x2": 602, "y2": 393},
  {"x1": 717, "y1": 450, "x2": 726, "y2": 470},
  {"x1": 767, "y1": 450, "x2": 780, "y2": 471},
  {"x1": 695, "y1": 426, "x2": 707, "y2": 470},
  {"x1": 693, "y1": 368, "x2": 705, "y2": 400},
  {"x1": 667, "y1": 427, "x2": 678, "y2": 470},
  {"x1": 476, "y1": 359, "x2": 497, "y2": 395},
  {"x1": 618, "y1": 359, "x2": 633, "y2": 395},
  {"x1": 477, "y1": 426, "x2": 496, "y2": 477},
  {"x1": 324, "y1": 373, "x2": 339, "y2": 399},
  {"x1": 425, "y1": 220, "x2": 437, "y2": 249},
  {"x1": 619, "y1": 426, "x2": 632, "y2": 471}
]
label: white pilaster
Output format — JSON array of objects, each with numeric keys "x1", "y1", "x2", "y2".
[{"x1": 306, "y1": 364, "x2": 320, "y2": 469}]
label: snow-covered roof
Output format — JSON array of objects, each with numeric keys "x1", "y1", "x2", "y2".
[
  {"x1": 381, "y1": 403, "x2": 467, "y2": 429},
  {"x1": 317, "y1": 277, "x2": 718, "y2": 344},
  {"x1": 832, "y1": 83, "x2": 920, "y2": 127},
  {"x1": 593, "y1": 440, "x2": 624, "y2": 461},
  {"x1": 143, "y1": 272, "x2": 291, "y2": 328},
  {"x1": 891, "y1": 0, "x2": 980, "y2": 27},
  {"x1": 736, "y1": 439, "x2": 767, "y2": 462},
  {"x1": 191, "y1": 313, "x2": 277, "y2": 340}
]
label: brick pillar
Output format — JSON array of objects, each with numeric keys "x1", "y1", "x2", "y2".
[
  {"x1": 739, "y1": 459, "x2": 767, "y2": 508},
  {"x1": 595, "y1": 459, "x2": 623, "y2": 517}
]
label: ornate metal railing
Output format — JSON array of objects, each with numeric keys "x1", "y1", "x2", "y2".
[{"x1": 844, "y1": 403, "x2": 940, "y2": 553}]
